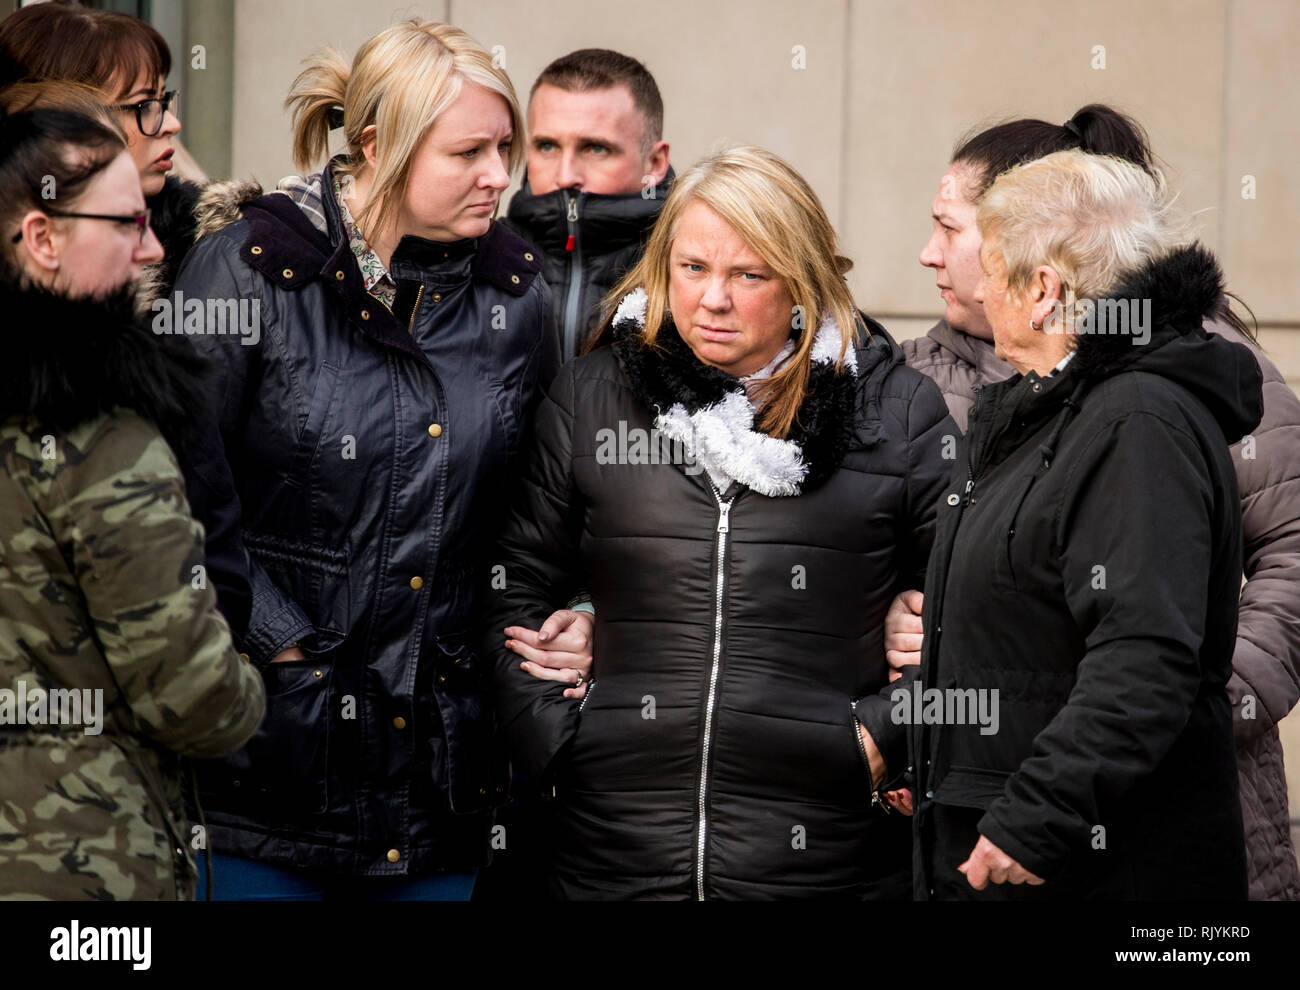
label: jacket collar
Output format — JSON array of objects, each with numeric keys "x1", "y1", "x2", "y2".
[
  {"x1": 192, "y1": 162, "x2": 544, "y2": 368},
  {"x1": 505, "y1": 168, "x2": 675, "y2": 254},
  {"x1": 927, "y1": 318, "x2": 1014, "y2": 386},
  {"x1": 0, "y1": 273, "x2": 202, "y2": 450},
  {"x1": 608, "y1": 287, "x2": 860, "y2": 497}
]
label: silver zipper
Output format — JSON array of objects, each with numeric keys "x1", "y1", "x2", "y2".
[
  {"x1": 851, "y1": 699, "x2": 889, "y2": 814},
  {"x1": 696, "y1": 485, "x2": 733, "y2": 901},
  {"x1": 577, "y1": 678, "x2": 596, "y2": 714},
  {"x1": 562, "y1": 194, "x2": 583, "y2": 361}
]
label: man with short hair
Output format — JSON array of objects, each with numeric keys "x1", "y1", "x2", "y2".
[{"x1": 504, "y1": 48, "x2": 672, "y2": 363}]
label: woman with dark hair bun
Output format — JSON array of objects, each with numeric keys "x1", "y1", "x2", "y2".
[
  {"x1": 889, "y1": 103, "x2": 1300, "y2": 901},
  {"x1": 0, "y1": 107, "x2": 265, "y2": 900}
]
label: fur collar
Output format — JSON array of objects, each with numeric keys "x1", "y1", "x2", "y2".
[
  {"x1": 610, "y1": 288, "x2": 858, "y2": 496},
  {"x1": 1071, "y1": 242, "x2": 1224, "y2": 380},
  {"x1": 0, "y1": 273, "x2": 204, "y2": 451}
]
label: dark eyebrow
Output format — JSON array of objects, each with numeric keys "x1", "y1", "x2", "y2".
[{"x1": 530, "y1": 133, "x2": 623, "y2": 150}]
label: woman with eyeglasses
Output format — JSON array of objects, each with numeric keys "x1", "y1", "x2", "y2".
[
  {"x1": 0, "y1": 106, "x2": 265, "y2": 900},
  {"x1": 0, "y1": 59, "x2": 255, "y2": 652},
  {"x1": 0, "y1": 3, "x2": 192, "y2": 293}
]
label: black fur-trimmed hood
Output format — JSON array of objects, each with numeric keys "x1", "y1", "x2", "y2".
[
  {"x1": 1071, "y1": 243, "x2": 1263, "y2": 441},
  {"x1": 608, "y1": 287, "x2": 860, "y2": 496},
  {"x1": 0, "y1": 274, "x2": 205, "y2": 450}
]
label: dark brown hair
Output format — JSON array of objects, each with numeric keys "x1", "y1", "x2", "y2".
[
  {"x1": 0, "y1": 106, "x2": 125, "y2": 264},
  {"x1": 951, "y1": 103, "x2": 1258, "y2": 342},
  {"x1": 0, "y1": 1, "x2": 170, "y2": 98},
  {"x1": 531, "y1": 48, "x2": 663, "y2": 151},
  {"x1": 952, "y1": 104, "x2": 1155, "y2": 201}
]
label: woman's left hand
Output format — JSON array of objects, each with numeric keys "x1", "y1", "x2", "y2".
[
  {"x1": 505, "y1": 609, "x2": 595, "y2": 699},
  {"x1": 958, "y1": 835, "x2": 1045, "y2": 889}
]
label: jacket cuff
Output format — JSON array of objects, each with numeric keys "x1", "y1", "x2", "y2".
[
  {"x1": 976, "y1": 807, "x2": 1059, "y2": 881},
  {"x1": 565, "y1": 591, "x2": 594, "y2": 615},
  {"x1": 852, "y1": 695, "x2": 903, "y2": 785},
  {"x1": 243, "y1": 600, "x2": 315, "y2": 665}
]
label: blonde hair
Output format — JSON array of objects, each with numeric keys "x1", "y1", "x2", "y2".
[
  {"x1": 285, "y1": 19, "x2": 525, "y2": 240},
  {"x1": 598, "y1": 145, "x2": 861, "y2": 439},
  {"x1": 977, "y1": 149, "x2": 1192, "y2": 317}
]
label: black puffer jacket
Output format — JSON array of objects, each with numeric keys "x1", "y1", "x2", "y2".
[
  {"x1": 503, "y1": 170, "x2": 672, "y2": 362},
  {"x1": 486, "y1": 291, "x2": 955, "y2": 898},
  {"x1": 172, "y1": 158, "x2": 555, "y2": 876},
  {"x1": 912, "y1": 245, "x2": 1262, "y2": 900}
]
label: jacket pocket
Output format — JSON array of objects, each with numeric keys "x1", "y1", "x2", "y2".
[
  {"x1": 994, "y1": 469, "x2": 1045, "y2": 589},
  {"x1": 287, "y1": 362, "x2": 342, "y2": 487},
  {"x1": 202, "y1": 656, "x2": 333, "y2": 815},
  {"x1": 932, "y1": 765, "x2": 1012, "y2": 811},
  {"x1": 429, "y1": 633, "x2": 508, "y2": 816},
  {"x1": 486, "y1": 376, "x2": 521, "y2": 461}
]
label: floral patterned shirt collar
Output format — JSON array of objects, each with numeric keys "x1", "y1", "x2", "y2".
[{"x1": 333, "y1": 176, "x2": 397, "y2": 310}]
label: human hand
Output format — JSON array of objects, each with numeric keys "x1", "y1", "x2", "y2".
[
  {"x1": 958, "y1": 834, "x2": 1045, "y2": 889},
  {"x1": 884, "y1": 590, "x2": 924, "y2": 681},
  {"x1": 506, "y1": 609, "x2": 595, "y2": 699}
]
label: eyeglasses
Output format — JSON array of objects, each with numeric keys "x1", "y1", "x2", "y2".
[
  {"x1": 10, "y1": 208, "x2": 153, "y2": 244},
  {"x1": 116, "y1": 90, "x2": 178, "y2": 137}
]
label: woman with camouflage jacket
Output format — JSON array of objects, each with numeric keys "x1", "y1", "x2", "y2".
[{"x1": 0, "y1": 106, "x2": 265, "y2": 900}]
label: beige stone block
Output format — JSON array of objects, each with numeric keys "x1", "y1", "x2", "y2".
[
  {"x1": 844, "y1": 0, "x2": 1226, "y2": 318},
  {"x1": 1221, "y1": 0, "x2": 1300, "y2": 322}
]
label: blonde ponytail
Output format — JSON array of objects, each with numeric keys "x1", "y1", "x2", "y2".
[{"x1": 285, "y1": 47, "x2": 350, "y2": 174}]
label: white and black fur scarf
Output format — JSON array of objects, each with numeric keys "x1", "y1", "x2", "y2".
[{"x1": 609, "y1": 287, "x2": 860, "y2": 496}]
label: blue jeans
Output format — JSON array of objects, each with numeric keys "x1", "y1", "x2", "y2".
[{"x1": 195, "y1": 852, "x2": 477, "y2": 901}]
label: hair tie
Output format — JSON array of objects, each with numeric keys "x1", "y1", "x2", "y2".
[
  {"x1": 1062, "y1": 118, "x2": 1083, "y2": 142},
  {"x1": 326, "y1": 106, "x2": 345, "y2": 131}
]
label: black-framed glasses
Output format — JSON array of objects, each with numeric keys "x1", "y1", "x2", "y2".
[
  {"x1": 116, "y1": 90, "x2": 178, "y2": 137},
  {"x1": 10, "y1": 208, "x2": 152, "y2": 244}
]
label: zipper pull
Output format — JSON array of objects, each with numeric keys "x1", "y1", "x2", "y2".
[
  {"x1": 871, "y1": 787, "x2": 892, "y2": 815},
  {"x1": 961, "y1": 478, "x2": 974, "y2": 506},
  {"x1": 564, "y1": 234, "x2": 575, "y2": 252},
  {"x1": 566, "y1": 196, "x2": 578, "y2": 222},
  {"x1": 717, "y1": 502, "x2": 731, "y2": 534}
]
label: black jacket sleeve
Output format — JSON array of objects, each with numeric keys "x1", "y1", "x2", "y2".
[
  {"x1": 853, "y1": 371, "x2": 957, "y2": 784},
  {"x1": 173, "y1": 231, "x2": 315, "y2": 664},
  {"x1": 977, "y1": 411, "x2": 1217, "y2": 878},
  {"x1": 483, "y1": 361, "x2": 587, "y2": 780}
]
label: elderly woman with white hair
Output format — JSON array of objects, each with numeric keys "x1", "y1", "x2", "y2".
[
  {"x1": 487, "y1": 145, "x2": 956, "y2": 899},
  {"x1": 910, "y1": 149, "x2": 1262, "y2": 900}
]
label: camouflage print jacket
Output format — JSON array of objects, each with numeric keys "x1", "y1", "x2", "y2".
[{"x1": 0, "y1": 278, "x2": 266, "y2": 900}]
